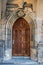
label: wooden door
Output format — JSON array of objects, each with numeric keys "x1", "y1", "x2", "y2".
[{"x1": 12, "y1": 18, "x2": 30, "y2": 56}]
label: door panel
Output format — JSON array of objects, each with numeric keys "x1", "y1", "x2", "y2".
[{"x1": 12, "y1": 18, "x2": 30, "y2": 56}]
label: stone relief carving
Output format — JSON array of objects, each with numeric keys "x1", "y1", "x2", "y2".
[
  {"x1": 17, "y1": 8, "x2": 25, "y2": 17},
  {"x1": 6, "y1": 1, "x2": 33, "y2": 17}
]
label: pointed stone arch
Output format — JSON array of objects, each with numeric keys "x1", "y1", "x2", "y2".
[{"x1": 5, "y1": 11, "x2": 36, "y2": 59}]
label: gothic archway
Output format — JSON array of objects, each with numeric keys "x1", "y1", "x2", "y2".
[
  {"x1": 5, "y1": 10, "x2": 36, "y2": 59},
  {"x1": 12, "y1": 18, "x2": 30, "y2": 56}
]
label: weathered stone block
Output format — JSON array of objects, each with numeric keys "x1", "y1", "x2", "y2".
[
  {"x1": 0, "y1": 40, "x2": 5, "y2": 62},
  {"x1": 4, "y1": 49, "x2": 12, "y2": 60},
  {"x1": 30, "y1": 47, "x2": 38, "y2": 61},
  {"x1": 38, "y1": 44, "x2": 43, "y2": 63}
]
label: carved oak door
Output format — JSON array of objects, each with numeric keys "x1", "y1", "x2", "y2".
[{"x1": 12, "y1": 18, "x2": 30, "y2": 56}]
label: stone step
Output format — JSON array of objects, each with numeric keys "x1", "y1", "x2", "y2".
[
  {"x1": 0, "y1": 57, "x2": 43, "y2": 65},
  {"x1": 0, "y1": 60, "x2": 38, "y2": 65}
]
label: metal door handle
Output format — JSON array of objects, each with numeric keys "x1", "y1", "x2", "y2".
[{"x1": 13, "y1": 40, "x2": 15, "y2": 44}]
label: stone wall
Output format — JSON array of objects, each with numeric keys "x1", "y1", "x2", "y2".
[{"x1": 0, "y1": 0, "x2": 1, "y2": 19}]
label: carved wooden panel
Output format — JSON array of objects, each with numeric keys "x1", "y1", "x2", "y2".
[{"x1": 12, "y1": 18, "x2": 30, "y2": 56}]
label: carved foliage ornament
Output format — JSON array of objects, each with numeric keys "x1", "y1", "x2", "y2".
[{"x1": 17, "y1": 8, "x2": 25, "y2": 17}]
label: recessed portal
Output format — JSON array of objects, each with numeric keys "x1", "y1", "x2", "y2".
[{"x1": 12, "y1": 18, "x2": 30, "y2": 56}]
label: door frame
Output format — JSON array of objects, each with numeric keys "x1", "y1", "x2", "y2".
[{"x1": 6, "y1": 9, "x2": 35, "y2": 58}]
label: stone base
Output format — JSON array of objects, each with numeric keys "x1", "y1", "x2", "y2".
[
  {"x1": 30, "y1": 47, "x2": 38, "y2": 61},
  {"x1": 38, "y1": 44, "x2": 43, "y2": 63},
  {"x1": 4, "y1": 49, "x2": 12, "y2": 60}
]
